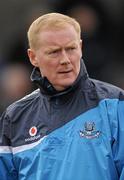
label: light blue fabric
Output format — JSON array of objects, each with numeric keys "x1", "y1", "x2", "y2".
[{"x1": 1, "y1": 99, "x2": 124, "y2": 180}]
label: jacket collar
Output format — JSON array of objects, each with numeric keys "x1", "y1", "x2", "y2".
[{"x1": 30, "y1": 59, "x2": 89, "y2": 97}]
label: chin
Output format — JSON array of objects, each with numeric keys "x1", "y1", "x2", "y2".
[
  {"x1": 54, "y1": 76, "x2": 77, "y2": 90},
  {"x1": 61, "y1": 78, "x2": 76, "y2": 88}
]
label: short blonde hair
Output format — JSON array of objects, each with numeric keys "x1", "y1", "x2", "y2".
[{"x1": 27, "y1": 12, "x2": 81, "y2": 50}]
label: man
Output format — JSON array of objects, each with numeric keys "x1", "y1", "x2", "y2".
[{"x1": 0, "y1": 13, "x2": 124, "y2": 180}]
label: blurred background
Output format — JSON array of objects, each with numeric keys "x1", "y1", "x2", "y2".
[{"x1": 0, "y1": 0, "x2": 124, "y2": 114}]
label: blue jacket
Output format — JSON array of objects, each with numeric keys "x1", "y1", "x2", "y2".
[{"x1": 0, "y1": 60, "x2": 124, "y2": 180}]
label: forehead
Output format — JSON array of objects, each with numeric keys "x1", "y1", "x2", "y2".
[{"x1": 38, "y1": 25, "x2": 79, "y2": 47}]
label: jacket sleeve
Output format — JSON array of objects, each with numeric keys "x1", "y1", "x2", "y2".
[
  {"x1": 0, "y1": 111, "x2": 17, "y2": 179},
  {"x1": 112, "y1": 98, "x2": 124, "y2": 179}
]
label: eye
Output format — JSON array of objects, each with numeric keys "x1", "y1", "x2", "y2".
[
  {"x1": 48, "y1": 50, "x2": 59, "y2": 55},
  {"x1": 67, "y1": 47, "x2": 76, "y2": 51}
]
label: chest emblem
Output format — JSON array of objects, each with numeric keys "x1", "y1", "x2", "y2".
[{"x1": 79, "y1": 122, "x2": 101, "y2": 139}]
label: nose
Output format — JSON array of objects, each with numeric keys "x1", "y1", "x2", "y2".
[{"x1": 60, "y1": 50, "x2": 70, "y2": 65}]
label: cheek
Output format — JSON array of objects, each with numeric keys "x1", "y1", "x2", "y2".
[
  {"x1": 41, "y1": 62, "x2": 58, "y2": 78},
  {"x1": 72, "y1": 59, "x2": 81, "y2": 75},
  {"x1": 72, "y1": 55, "x2": 81, "y2": 67},
  {"x1": 72, "y1": 49, "x2": 82, "y2": 60}
]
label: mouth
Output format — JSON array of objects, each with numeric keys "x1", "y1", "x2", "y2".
[{"x1": 58, "y1": 70, "x2": 72, "y2": 74}]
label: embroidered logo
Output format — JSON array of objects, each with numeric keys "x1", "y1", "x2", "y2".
[
  {"x1": 29, "y1": 126, "x2": 37, "y2": 137},
  {"x1": 79, "y1": 122, "x2": 101, "y2": 139}
]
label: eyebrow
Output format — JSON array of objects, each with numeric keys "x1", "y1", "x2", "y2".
[
  {"x1": 45, "y1": 47, "x2": 61, "y2": 53},
  {"x1": 46, "y1": 41, "x2": 77, "y2": 51}
]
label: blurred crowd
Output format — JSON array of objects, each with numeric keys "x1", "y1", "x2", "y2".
[{"x1": 0, "y1": 0, "x2": 124, "y2": 115}]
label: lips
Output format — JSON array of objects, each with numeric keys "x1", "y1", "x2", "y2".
[{"x1": 58, "y1": 69, "x2": 72, "y2": 74}]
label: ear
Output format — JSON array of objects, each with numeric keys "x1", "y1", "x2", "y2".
[
  {"x1": 27, "y1": 49, "x2": 38, "y2": 67},
  {"x1": 80, "y1": 39, "x2": 83, "y2": 56},
  {"x1": 80, "y1": 39, "x2": 82, "y2": 50}
]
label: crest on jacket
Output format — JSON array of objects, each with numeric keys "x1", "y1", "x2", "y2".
[{"x1": 79, "y1": 122, "x2": 100, "y2": 139}]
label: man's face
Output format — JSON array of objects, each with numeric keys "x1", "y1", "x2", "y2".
[{"x1": 28, "y1": 25, "x2": 82, "y2": 91}]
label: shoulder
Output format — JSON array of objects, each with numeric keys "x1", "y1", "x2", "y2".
[
  {"x1": 90, "y1": 78, "x2": 124, "y2": 101},
  {"x1": 5, "y1": 89, "x2": 42, "y2": 117}
]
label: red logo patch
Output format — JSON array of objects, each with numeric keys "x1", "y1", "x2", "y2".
[{"x1": 29, "y1": 126, "x2": 37, "y2": 137}]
